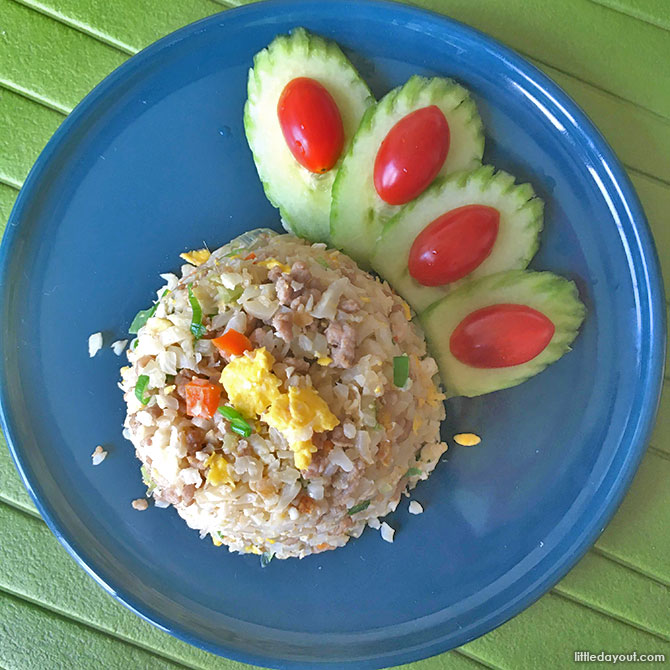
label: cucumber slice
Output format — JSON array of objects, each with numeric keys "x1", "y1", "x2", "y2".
[
  {"x1": 244, "y1": 28, "x2": 374, "y2": 243},
  {"x1": 420, "y1": 270, "x2": 586, "y2": 398},
  {"x1": 371, "y1": 166, "x2": 544, "y2": 312},
  {"x1": 330, "y1": 75, "x2": 485, "y2": 266}
]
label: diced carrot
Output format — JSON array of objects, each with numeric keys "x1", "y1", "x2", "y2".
[
  {"x1": 243, "y1": 252, "x2": 256, "y2": 261},
  {"x1": 212, "y1": 329, "x2": 252, "y2": 356},
  {"x1": 184, "y1": 378, "x2": 221, "y2": 418}
]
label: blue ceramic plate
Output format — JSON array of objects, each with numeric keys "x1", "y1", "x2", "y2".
[{"x1": 0, "y1": 1, "x2": 665, "y2": 668}]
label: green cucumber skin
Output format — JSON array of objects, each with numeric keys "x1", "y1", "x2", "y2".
[
  {"x1": 371, "y1": 165, "x2": 544, "y2": 312},
  {"x1": 330, "y1": 75, "x2": 485, "y2": 267},
  {"x1": 420, "y1": 270, "x2": 586, "y2": 398},
  {"x1": 244, "y1": 28, "x2": 374, "y2": 243}
]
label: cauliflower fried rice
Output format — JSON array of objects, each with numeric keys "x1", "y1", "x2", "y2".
[{"x1": 120, "y1": 230, "x2": 447, "y2": 559}]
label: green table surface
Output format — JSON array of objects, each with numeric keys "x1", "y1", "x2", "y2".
[{"x1": 0, "y1": 0, "x2": 669, "y2": 668}]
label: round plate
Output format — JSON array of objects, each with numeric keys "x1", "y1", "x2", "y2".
[{"x1": 0, "y1": 1, "x2": 665, "y2": 668}]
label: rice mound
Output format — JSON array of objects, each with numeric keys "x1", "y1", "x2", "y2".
[{"x1": 120, "y1": 230, "x2": 447, "y2": 559}]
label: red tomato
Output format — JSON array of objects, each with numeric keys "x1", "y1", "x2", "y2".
[
  {"x1": 277, "y1": 77, "x2": 345, "y2": 173},
  {"x1": 373, "y1": 106, "x2": 450, "y2": 205},
  {"x1": 408, "y1": 205, "x2": 500, "y2": 286},
  {"x1": 450, "y1": 304, "x2": 555, "y2": 368},
  {"x1": 184, "y1": 378, "x2": 221, "y2": 418}
]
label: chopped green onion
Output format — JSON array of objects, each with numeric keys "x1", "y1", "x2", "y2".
[
  {"x1": 404, "y1": 467, "x2": 422, "y2": 478},
  {"x1": 220, "y1": 285, "x2": 243, "y2": 303},
  {"x1": 347, "y1": 500, "x2": 371, "y2": 516},
  {"x1": 128, "y1": 290, "x2": 169, "y2": 334},
  {"x1": 260, "y1": 551, "x2": 274, "y2": 567},
  {"x1": 393, "y1": 355, "x2": 409, "y2": 387},
  {"x1": 224, "y1": 247, "x2": 244, "y2": 258},
  {"x1": 188, "y1": 285, "x2": 206, "y2": 339},
  {"x1": 316, "y1": 258, "x2": 330, "y2": 269},
  {"x1": 230, "y1": 419, "x2": 252, "y2": 437},
  {"x1": 218, "y1": 405, "x2": 245, "y2": 421},
  {"x1": 129, "y1": 305, "x2": 157, "y2": 334},
  {"x1": 135, "y1": 375, "x2": 151, "y2": 405},
  {"x1": 218, "y1": 406, "x2": 252, "y2": 437},
  {"x1": 140, "y1": 464, "x2": 157, "y2": 493}
]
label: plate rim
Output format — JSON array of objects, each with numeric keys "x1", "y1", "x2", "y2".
[{"x1": 0, "y1": 0, "x2": 666, "y2": 667}]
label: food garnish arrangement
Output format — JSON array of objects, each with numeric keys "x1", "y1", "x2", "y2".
[{"x1": 99, "y1": 29, "x2": 585, "y2": 561}]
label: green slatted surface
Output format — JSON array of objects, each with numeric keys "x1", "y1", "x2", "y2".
[{"x1": 0, "y1": 1, "x2": 668, "y2": 668}]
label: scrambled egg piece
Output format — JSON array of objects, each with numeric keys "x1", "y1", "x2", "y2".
[
  {"x1": 218, "y1": 348, "x2": 339, "y2": 469},
  {"x1": 317, "y1": 356, "x2": 332, "y2": 366},
  {"x1": 410, "y1": 354, "x2": 445, "y2": 408},
  {"x1": 205, "y1": 453, "x2": 235, "y2": 486},
  {"x1": 291, "y1": 441, "x2": 318, "y2": 470},
  {"x1": 426, "y1": 386, "x2": 446, "y2": 408},
  {"x1": 257, "y1": 258, "x2": 291, "y2": 273},
  {"x1": 180, "y1": 248, "x2": 211, "y2": 266},
  {"x1": 263, "y1": 386, "x2": 339, "y2": 469},
  {"x1": 219, "y1": 348, "x2": 282, "y2": 417},
  {"x1": 244, "y1": 545, "x2": 263, "y2": 554},
  {"x1": 401, "y1": 300, "x2": 412, "y2": 321},
  {"x1": 453, "y1": 433, "x2": 482, "y2": 447}
]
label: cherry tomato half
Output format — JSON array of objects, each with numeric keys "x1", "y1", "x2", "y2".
[
  {"x1": 373, "y1": 106, "x2": 450, "y2": 205},
  {"x1": 277, "y1": 77, "x2": 345, "y2": 174},
  {"x1": 450, "y1": 304, "x2": 555, "y2": 368},
  {"x1": 408, "y1": 205, "x2": 500, "y2": 286}
]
